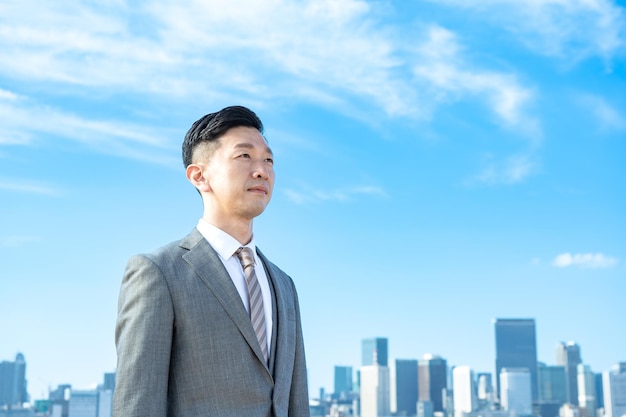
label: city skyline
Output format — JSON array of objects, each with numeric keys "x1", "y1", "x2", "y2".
[{"x1": 1, "y1": 0, "x2": 625, "y2": 400}]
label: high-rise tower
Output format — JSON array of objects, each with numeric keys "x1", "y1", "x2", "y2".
[
  {"x1": 494, "y1": 318, "x2": 538, "y2": 402},
  {"x1": 362, "y1": 338, "x2": 388, "y2": 367},
  {"x1": 0, "y1": 353, "x2": 28, "y2": 407},
  {"x1": 556, "y1": 341, "x2": 582, "y2": 405},
  {"x1": 418, "y1": 354, "x2": 448, "y2": 413},
  {"x1": 391, "y1": 359, "x2": 418, "y2": 416},
  {"x1": 453, "y1": 366, "x2": 477, "y2": 416}
]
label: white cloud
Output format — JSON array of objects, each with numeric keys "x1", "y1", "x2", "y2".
[
  {"x1": 0, "y1": 178, "x2": 64, "y2": 196},
  {"x1": 576, "y1": 93, "x2": 626, "y2": 132},
  {"x1": 412, "y1": 26, "x2": 540, "y2": 137},
  {"x1": 284, "y1": 184, "x2": 388, "y2": 205},
  {"x1": 427, "y1": 0, "x2": 626, "y2": 64},
  {"x1": 473, "y1": 153, "x2": 538, "y2": 185},
  {"x1": 552, "y1": 252, "x2": 618, "y2": 268}
]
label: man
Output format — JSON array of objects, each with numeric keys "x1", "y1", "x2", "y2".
[{"x1": 113, "y1": 106, "x2": 310, "y2": 417}]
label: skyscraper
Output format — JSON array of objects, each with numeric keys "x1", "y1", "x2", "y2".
[
  {"x1": 0, "y1": 353, "x2": 28, "y2": 408},
  {"x1": 538, "y1": 362, "x2": 567, "y2": 405},
  {"x1": 418, "y1": 354, "x2": 448, "y2": 413},
  {"x1": 556, "y1": 341, "x2": 582, "y2": 405},
  {"x1": 453, "y1": 366, "x2": 476, "y2": 417},
  {"x1": 577, "y1": 364, "x2": 597, "y2": 417},
  {"x1": 361, "y1": 363, "x2": 391, "y2": 417},
  {"x1": 602, "y1": 363, "x2": 626, "y2": 417},
  {"x1": 391, "y1": 359, "x2": 418, "y2": 416},
  {"x1": 476, "y1": 372, "x2": 494, "y2": 408},
  {"x1": 334, "y1": 366, "x2": 353, "y2": 399},
  {"x1": 500, "y1": 368, "x2": 533, "y2": 417},
  {"x1": 362, "y1": 337, "x2": 388, "y2": 367},
  {"x1": 494, "y1": 318, "x2": 538, "y2": 402}
]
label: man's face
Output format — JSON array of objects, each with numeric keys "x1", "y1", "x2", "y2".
[{"x1": 199, "y1": 126, "x2": 275, "y2": 223}]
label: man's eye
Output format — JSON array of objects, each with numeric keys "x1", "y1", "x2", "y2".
[
  {"x1": 238, "y1": 153, "x2": 251, "y2": 159},
  {"x1": 265, "y1": 158, "x2": 274, "y2": 164}
]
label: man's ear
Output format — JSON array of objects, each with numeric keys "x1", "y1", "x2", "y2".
[{"x1": 186, "y1": 164, "x2": 211, "y2": 192}]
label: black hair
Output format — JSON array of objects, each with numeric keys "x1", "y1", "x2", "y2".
[{"x1": 182, "y1": 105, "x2": 264, "y2": 167}]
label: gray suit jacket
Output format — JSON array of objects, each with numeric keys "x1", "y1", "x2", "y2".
[{"x1": 113, "y1": 229, "x2": 310, "y2": 417}]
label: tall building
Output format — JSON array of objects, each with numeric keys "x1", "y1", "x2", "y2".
[
  {"x1": 494, "y1": 318, "x2": 538, "y2": 402},
  {"x1": 362, "y1": 338, "x2": 389, "y2": 367},
  {"x1": 360, "y1": 363, "x2": 390, "y2": 417},
  {"x1": 452, "y1": 366, "x2": 476, "y2": 417},
  {"x1": 334, "y1": 366, "x2": 353, "y2": 399},
  {"x1": 556, "y1": 341, "x2": 582, "y2": 405},
  {"x1": 500, "y1": 368, "x2": 533, "y2": 417},
  {"x1": 538, "y1": 362, "x2": 567, "y2": 405},
  {"x1": 603, "y1": 363, "x2": 626, "y2": 417},
  {"x1": 577, "y1": 364, "x2": 597, "y2": 417},
  {"x1": 476, "y1": 373, "x2": 494, "y2": 408},
  {"x1": 418, "y1": 354, "x2": 448, "y2": 413},
  {"x1": 0, "y1": 353, "x2": 28, "y2": 408},
  {"x1": 391, "y1": 359, "x2": 418, "y2": 416}
]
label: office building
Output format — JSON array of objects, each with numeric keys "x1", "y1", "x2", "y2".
[
  {"x1": 494, "y1": 318, "x2": 538, "y2": 401},
  {"x1": 0, "y1": 353, "x2": 28, "y2": 408},
  {"x1": 68, "y1": 390, "x2": 98, "y2": 417},
  {"x1": 453, "y1": 366, "x2": 476, "y2": 416},
  {"x1": 334, "y1": 366, "x2": 353, "y2": 399},
  {"x1": 418, "y1": 354, "x2": 448, "y2": 413},
  {"x1": 476, "y1": 373, "x2": 494, "y2": 409},
  {"x1": 362, "y1": 338, "x2": 389, "y2": 367},
  {"x1": 577, "y1": 364, "x2": 597, "y2": 417},
  {"x1": 556, "y1": 341, "x2": 582, "y2": 405},
  {"x1": 603, "y1": 363, "x2": 626, "y2": 417},
  {"x1": 538, "y1": 363, "x2": 567, "y2": 405},
  {"x1": 500, "y1": 368, "x2": 533, "y2": 417},
  {"x1": 391, "y1": 359, "x2": 418, "y2": 416},
  {"x1": 360, "y1": 363, "x2": 390, "y2": 417}
]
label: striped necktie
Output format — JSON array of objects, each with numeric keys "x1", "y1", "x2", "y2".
[{"x1": 236, "y1": 247, "x2": 268, "y2": 363}]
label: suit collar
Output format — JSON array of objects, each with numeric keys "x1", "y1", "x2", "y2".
[{"x1": 180, "y1": 229, "x2": 273, "y2": 375}]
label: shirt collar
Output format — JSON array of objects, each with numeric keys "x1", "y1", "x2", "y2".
[{"x1": 196, "y1": 219, "x2": 256, "y2": 262}]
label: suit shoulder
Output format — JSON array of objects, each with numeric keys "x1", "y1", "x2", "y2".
[{"x1": 128, "y1": 229, "x2": 201, "y2": 266}]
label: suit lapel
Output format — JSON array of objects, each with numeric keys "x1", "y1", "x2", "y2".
[{"x1": 180, "y1": 230, "x2": 270, "y2": 372}]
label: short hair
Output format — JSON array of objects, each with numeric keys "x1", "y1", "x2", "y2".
[{"x1": 182, "y1": 105, "x2": 264, "y2": 167}]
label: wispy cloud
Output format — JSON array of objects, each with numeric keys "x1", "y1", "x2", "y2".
[
  {"x1": 0, "y1": 0, "x2": 539, "y2": 130},
  {"x1": 411, "y1": 25, "x2": 540, "y2": 137},
  {"x1": 470, "y1": 153, "x2": 539, "y2": 185},
  {"x1": 576, "y1": 93, "x2": 626, "y2": 132},
  {"x1": 284, "y1": 184, "x2": 388, "y2": 205},
  {"x1": 0, "y1": 89, "x2": 179, "y2": 165},
  {"x1": 427, "y1": 0, "x2": 626, "y2": 65},
  {"x1": 552, "y1": 252, "x2": 618, "y2": 268},
  {"x1": 0, "y1": 178, "x2": 64, "y2": 196}
]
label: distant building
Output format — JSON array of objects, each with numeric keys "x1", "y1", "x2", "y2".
[
  {"x1": 603, "y1": 363, "x2": 626, "y2": 417},
  {"x1": 334, "y1": 366, "x2": 353, "y2": 399},
  {"x1": 556, "y1": 341, "x2": 582, "y2": 406},
  {"x1": 418, "y1": 354, "x2": 448, "y2": 414},
  {"x1": 0, "y1": 353, "x2": 28, "y2": 408},
  {"x1": 453, "y1": 366, "x2": 476, "y2": 416},
  {"x1": 360, "y1": 363, "x2": 390, "y2": 417},
  {"x1": 391, "y1": 359, "x2": 418, "y2": 416},
  {"x1": 362, "y1": 338, "x2": 389, "y2": 367},
  {"x1": 476, "y1": 373, "x2": 494, "y2": 408},
  {"x1": 500, "y1": 368, "x2": 533, "y2": 417},
  {"x1": 68, "y1": 390, "x2": 98, "y2": 417},
  {"x1": 494, "y1": 318, "x2": 538, "y2": 402},
  {"x1": 577, "y1": 364, "x2": 597, "y2": 417},
  {"x1": 538, "y1": 363, "x2": 567, "y2": 405}
]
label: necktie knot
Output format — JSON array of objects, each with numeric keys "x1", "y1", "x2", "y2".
[{"x1": 236, "y1": 247, "x2": 255, "y2": 270}]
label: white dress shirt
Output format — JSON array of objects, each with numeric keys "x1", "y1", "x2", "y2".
[{"x1": 196, "y1": 219, "x2": 273, "y2": 354}]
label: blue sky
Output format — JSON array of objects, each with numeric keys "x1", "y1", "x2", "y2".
[{"x1": 1, "y1": 0, "x2": 624, "y2": 401}]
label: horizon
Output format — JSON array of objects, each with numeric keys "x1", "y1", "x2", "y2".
[{"x1": 1, "y1": 0, "x2": 624, "y2": 401}]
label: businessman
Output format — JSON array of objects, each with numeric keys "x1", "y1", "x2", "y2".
[{"x1": 113, "y1": 106, "x2": 310, "y2": 417}]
